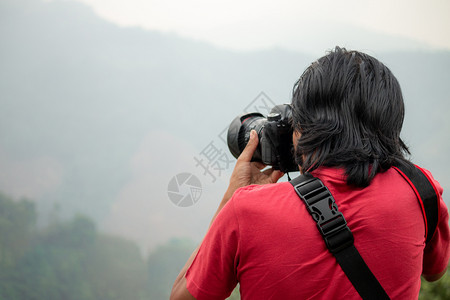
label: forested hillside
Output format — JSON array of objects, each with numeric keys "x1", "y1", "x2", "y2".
[{"x1": 0, "y1": 192, "x2": 188, "y2": 299}]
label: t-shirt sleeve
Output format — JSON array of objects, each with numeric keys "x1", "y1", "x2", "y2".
[
  {"x1": 185, "y1": 197, "x2": 240, "y2": 300},
  {"x1": 421, "y1": 170, "x2": 450, "y2": 276}
]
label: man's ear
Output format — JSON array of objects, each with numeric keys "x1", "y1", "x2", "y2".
[{"x1": 292, "y1": 130, "x2": 301, "y2": 151}]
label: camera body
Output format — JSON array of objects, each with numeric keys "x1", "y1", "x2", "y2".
[{"x1": 227, "y1": 104, "x2": 298, "y2": 173}]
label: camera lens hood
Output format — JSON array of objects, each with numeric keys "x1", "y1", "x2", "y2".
[{"x1": 227, "y1": 112, "x2": 264, "y2": 159}]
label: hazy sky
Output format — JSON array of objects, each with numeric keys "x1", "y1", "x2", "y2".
[{"x1": 52, "y1": 0, "x2": 450, "y2": 54}]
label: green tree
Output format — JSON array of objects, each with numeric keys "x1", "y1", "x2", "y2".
[
  {"x1": 0, "y1": 193, "x2": 36, "y2": 267},
  {"x1": 147, "y1": 238, "x2": 241, "y2": 299},
  {"x1": 419, "y1": 266, "x2": 450, "y2": 300},
  {"x1": 147, "y1": 238, "x2": 196, "y2": 299},
  {"x1": 85, "y1": 234, "x2": 149, "y2": 300},
  {"x1": 12, "y1": 215, "x2": 97, "y2": 300},
  {"x1": 0, "y1": 193, "x2": 36, "y2": 300}
]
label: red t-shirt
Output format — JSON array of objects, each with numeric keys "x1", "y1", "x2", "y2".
[{"x1": 185, "y1": 167, "x2": 450, "y2": 299}]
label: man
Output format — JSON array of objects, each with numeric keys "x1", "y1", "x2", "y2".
[{"x1": 171, "y1": 47, "x2": 450, "y2": 299}]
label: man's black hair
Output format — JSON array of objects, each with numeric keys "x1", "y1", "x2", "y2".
[{"x1": 291, "y1": 47, "x2": 410, "y2": 187}]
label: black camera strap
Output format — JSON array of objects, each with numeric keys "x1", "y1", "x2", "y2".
[
  {"x1": 289, "y1": 165, "x2": 439, "y2": 300},
  {"x1": 392, "y1": 164, "x2": 439, "y2": 244}
]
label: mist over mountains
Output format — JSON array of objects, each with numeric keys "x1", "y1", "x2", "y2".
[{"x1": 1, "y1": 0, "x2": 449, "y2": 251}]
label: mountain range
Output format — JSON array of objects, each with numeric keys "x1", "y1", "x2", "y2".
[{"x1": 1, "y1": 0, "x2": 449, "y2": 252}]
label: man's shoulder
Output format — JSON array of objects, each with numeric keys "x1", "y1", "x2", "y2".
[
  {"x1": 230, "y1": 181, "x2": 296, "y2": 212},
  {"x1": 233, "y1": 181, "x2": 293, "y2": 198}
]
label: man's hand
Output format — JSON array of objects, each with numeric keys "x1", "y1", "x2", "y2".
[{"x1": 223, "y1": 130, "x2": 284, "y2": 202}]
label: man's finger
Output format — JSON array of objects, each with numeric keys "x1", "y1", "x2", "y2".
[
  {"x1": 237, "y1": 130, "x2": 259, "y2": 162},
  {"x1": 270, "y1": 170, "x2": 285, "y2": 182},
  {"x1": 262, "y1": 167, "x2": 284, "y2": 180},
  {"x1": 253, "y1": 162, "x2": 266, "y2": 170}
]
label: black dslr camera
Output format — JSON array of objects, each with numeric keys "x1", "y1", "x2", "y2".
[{"x1": 227, "y1": 104, "x2": 298, "y2": 173}]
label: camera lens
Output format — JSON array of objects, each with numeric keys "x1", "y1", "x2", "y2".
[{"x1": 227, "y1": 112, "x2": 266, "y2": 161}]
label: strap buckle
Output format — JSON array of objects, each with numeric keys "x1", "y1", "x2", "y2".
[{"x1": 293, "y1": 176, "x2": 354, "y2": 254}]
